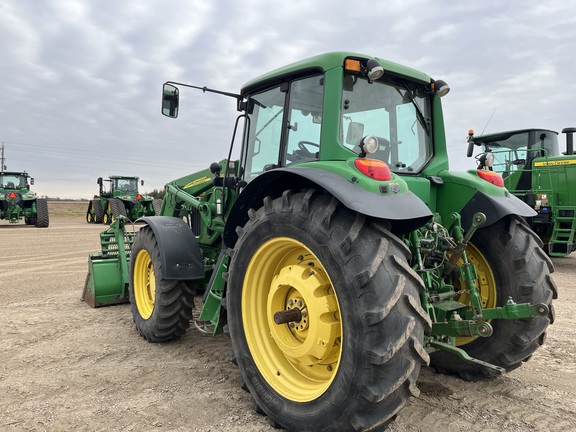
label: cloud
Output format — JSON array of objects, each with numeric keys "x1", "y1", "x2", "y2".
[{"x1": 1, "y1": 0, "x2": 575, "y2": 198}]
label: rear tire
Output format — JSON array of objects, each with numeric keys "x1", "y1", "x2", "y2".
[
  {"x1": 93, "y1": 200, "x2": 104, "y2": 223},
  {"x1": 128, "y1": 225, "x2": 194, "y2": 342},
  {"x1": 430, "y1": 216, "x2": 556, "y2": 380},
  {"x1": 34, "y1": 198, "x2": 49, "y2": 228},
  {"x1": 227, "y1": 190, "x2": 430, "y2": 432},
  {"x1": 110, "y1": 198, "x2": 127, "y2": 221}
]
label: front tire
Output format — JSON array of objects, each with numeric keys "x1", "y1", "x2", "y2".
[
  {"x1": 86, "y1": 202, "x2": 94, "y2": 223},
  {"x1": 430, "y1": 216, "x2": 557, "y2": 380},
  {"x1": 227, "y1": 190, "x2": 430, "y2": 432},
  {"x1": 93, "y1": 199, "x2": 104, "y2": 223},
  {"x1": 128, "y1": 225, "x2": 194, "y2": 342}
]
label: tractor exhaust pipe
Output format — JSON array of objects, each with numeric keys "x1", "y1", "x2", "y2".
[{"x1": 562, "y1": 127, "x2": 576, "y2": 155}]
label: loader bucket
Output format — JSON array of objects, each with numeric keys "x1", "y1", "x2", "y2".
[
  {"x1": 81, "y1": 217, "x2": 135, "y2": 307},
  {"x1": 83, "y1": 254, "x2": 128, "y2": 307}
]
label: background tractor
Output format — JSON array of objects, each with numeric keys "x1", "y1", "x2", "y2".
[
  {"x1": 86, "y1": 175, "x2": 161, "y2": 224},
  {"x1": 467, "y1": 127, "x2": 576, "y2": 256},
  {"x1": 84, "y1": 52, "x2": 556, "y2": 432},
  {"x1": 0, "y1": 170, "x2": 49, "y2": 227}
]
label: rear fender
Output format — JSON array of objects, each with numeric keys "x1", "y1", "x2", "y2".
[
  {"x1": 137, "y1": 216, "x2": 205, "y2": 280},
  {"x1": 223, "y1": 167, "x2": 433, "y2": 247},
  {"x1": 459, "y1": 191, "x2": 536, "y2": 231},
  {"x1": 435, "y1": 170, "x2": 537, "y2": 231}
]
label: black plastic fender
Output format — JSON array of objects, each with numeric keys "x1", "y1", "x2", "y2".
[
  {"x1": 223, "y1": 167, "x2": 433, "y2": 247},
  {"x1": 459, "y1": 191, "x2": 537, "y2": 231},
  {"x1": 136, "y1": 216, "x2": 205, "y2": 280}
]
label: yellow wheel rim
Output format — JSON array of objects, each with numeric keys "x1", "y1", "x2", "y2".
[
  {"x1": 87, "y1": 212, "x2": 93, "y2": 223},
  {"x1": 108, "y1": 202, "x2": 115, "y2": 223},
  {"x1": 454, "y1": 242, "x2": 497, "y2": 345},
  {"x1": 133, "y1": 249, "x2": 156, "y2": 319},
  {"x1": 242, "y1": 237, "x2": 342, "y2": 402}
]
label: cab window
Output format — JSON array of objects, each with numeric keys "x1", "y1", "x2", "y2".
[{"x1": 242, "y1": 75, "x2": 324, "y2": 181}]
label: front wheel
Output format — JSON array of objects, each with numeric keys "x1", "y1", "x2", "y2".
[
  {"x1": 227, "y1": 190, "x2": 430, "y2": 432},
  {"x1": 86, "y1": 202, "x2": 94, "y2": 223},
  {"x1": 430, "y1": 216, "x2": 557, "y2": 380},
  {"x1": 93, "y1": 199, "x2": 104, "y2": 223},
  {"x1": 128, "y1": 225, "x2": 194, "y2": 342}
]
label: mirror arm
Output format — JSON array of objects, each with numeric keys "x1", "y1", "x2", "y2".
[{"x1": 164, "y1": 81, "x2": 242, "y2": 102}]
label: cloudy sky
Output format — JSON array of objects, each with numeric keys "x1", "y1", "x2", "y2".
[{"x1": 1, "y1": 0, "x2": 575, "y2": 198}]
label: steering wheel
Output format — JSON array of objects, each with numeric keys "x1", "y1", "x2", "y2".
[
  {"x1": 298, "y1": 141, "x2": 320, "y2": 152},
  {"x1": 286, "y1": 141, "x2": 320, "y2": 163}
]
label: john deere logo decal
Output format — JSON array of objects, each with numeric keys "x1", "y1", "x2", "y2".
[
  {"x1": 534, "y1": 159, "x2": 576, "y2": 167},
  {"x1": 184, "y1": 177, "x2": 212, "y2": 189}
]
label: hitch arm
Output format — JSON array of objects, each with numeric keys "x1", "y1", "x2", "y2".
[
  {"x1": 478, "y1": 298, "x2": 549, "y2": 320},
  {"x1": 429, "y1": 340, "x2": 505, "y2": 377}
]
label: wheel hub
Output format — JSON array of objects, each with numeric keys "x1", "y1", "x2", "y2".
[
  {"x1": 268, "y1": 264, "x2": 339, "y2": 366},
  {"x1": 242, "y1": 237, "x2": 342, "y2": 402}
]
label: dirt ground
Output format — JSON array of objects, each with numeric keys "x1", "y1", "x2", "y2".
[{"x1": 1, "y1": 201, "x2": 575, "y2": 432}]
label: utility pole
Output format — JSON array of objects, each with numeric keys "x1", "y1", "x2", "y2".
[{"x1": 0, "y1": 143, "x2": 5, "y2": 171}]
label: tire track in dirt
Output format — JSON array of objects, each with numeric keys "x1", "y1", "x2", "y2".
[{"x1": 1, "y1": 205, "x2": 576, "y2": 432}]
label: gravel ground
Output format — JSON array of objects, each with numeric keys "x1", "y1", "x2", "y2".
[{"x1": 1, "y1": 202, "x2": 575, "y2": 432}]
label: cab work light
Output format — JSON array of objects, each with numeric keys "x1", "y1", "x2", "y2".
[{"x1": 344, "y1": 59, "x2": 361, "y2": 73}]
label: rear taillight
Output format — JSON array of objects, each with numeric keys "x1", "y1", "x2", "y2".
[
  {"x1": 477, "y1": 170, "x2": 504, "y2": 187},
  {"x1": 354, "y1": 158, "x2": 392, "y2": 181}
]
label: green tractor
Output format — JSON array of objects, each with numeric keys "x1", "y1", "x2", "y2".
[
  {"x1": 467, "y1": 127, "x2": 576, "y2": 256},
  {"x1": 86, "y1": 175, "x2": 161, "y2": 224},
  {"x1": 84, "y1": 52, "x2": 556, "y2": 431},
  {"x1": 0, "y1": 170, "x2": 49, "y2": 227}
]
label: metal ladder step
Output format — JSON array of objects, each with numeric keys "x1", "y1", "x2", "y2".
[{"x1": 549, "y1": 208, "x2": 576, "y2": 256}]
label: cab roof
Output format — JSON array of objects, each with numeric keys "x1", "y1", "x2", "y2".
[
  {"x1": 241, "y1": 51, "x2": 432, "y2": 96},
  {"x1": 474, "y1": 128, "x2": 558, "y2": 144},
  {"x1": 0, "y1": 171, "x2": 29, "y2": 176}
]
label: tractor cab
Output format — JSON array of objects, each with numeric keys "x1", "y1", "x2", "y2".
[
  {"x1": 0, "y1": 171, "x2": 32, "y2": 192},
  {"x1": 468, "y1": 127, "x2": 576, "y2": 255},
  {"x1": 98, "y1": 176, "x2": 142, "y2": 197},
  {"x1": 111, "y1": 177, "x2": 141, "y2": 195},
  {"x1": 236, "y1": 56, "x2": 449, "y2": 185},
  {"x1": 468, "y1": 128, "x2": 559, "y2": 191}
]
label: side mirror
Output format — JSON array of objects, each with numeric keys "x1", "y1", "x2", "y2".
[
  {"x1": 162, "y1": 84, "x2": 179, "y2": 118},
  {"x1": 97, "y1": 177, "x2": 103, "y2": 185},
  {"x1": 466, "y1": 130, "x2": 476, "y2": 158},
  {"x1": 30, "y1": 178, "x2": 35, "y2": 185},
  {"x1": 346, "y1": 122, "x2": 365, "y2": 145},
  {"x1": 466, "y1": 141, "x2": 475, "y2": 158},
  {"x1": 141, "y1": 180, "x2": 144, "y2": 186}
]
